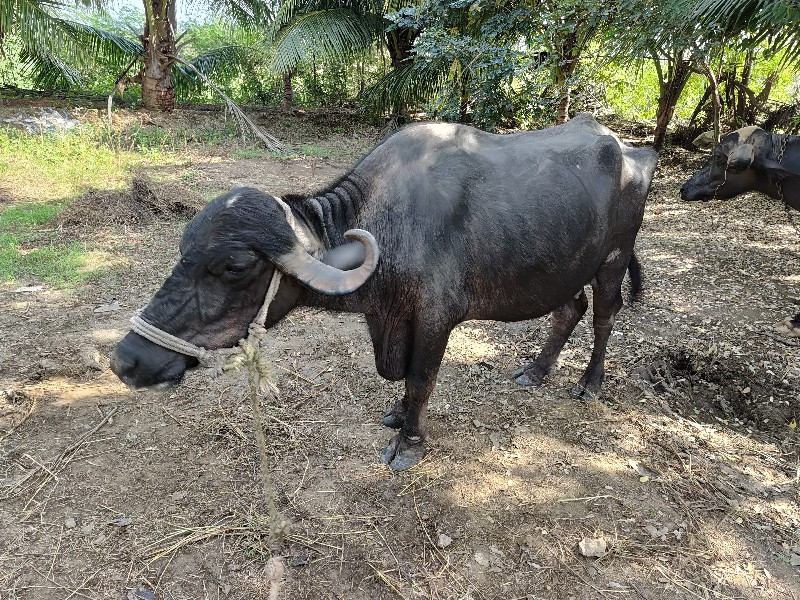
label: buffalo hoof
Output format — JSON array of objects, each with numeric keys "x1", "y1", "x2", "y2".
[
  {"x1": 382, "y1": 410, "x2": 404, "y2": 429},
  {"x1": 513, "y1": 364, "x2": 548, "y2": 387},
  {"x1": 380, "y1": 433, "x2": 425, "y2": 471},
  {"x1": 570, "y1": 383, "x2": 599, "y2": 401}
]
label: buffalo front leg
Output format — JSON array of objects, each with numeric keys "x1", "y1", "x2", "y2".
[
  {"x1": 366, "y1": 315, "x2": 412, "y2": 430},
  {"x1": 381, "y1": 325, "x2": 450, "y2": 471},
  {"x1": 514, "y1": 291, "x2": 588, "y2": 386},
  {"x1": 571, "y1": 259, "x2": 627, "y2": 400}
]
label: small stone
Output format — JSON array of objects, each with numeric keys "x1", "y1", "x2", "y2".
[
  {"x1": 791, "y1": 554, "x2": 800, "y2": 567},
  {"x1": 474, "y1": 551, "x2": 490, "y2": 567},
  {"x1": 578, "y1": 537, "x2": 607, "y2": 558},
  {"x1": 437, "y1": 533, "x2": 453, "y2": 548},
  {"x1": 64, "y1": 517, "x2": 76, "y2": 529},
  {"x1": 289, "y1": 555, "x2": 309, "y2": 567}
]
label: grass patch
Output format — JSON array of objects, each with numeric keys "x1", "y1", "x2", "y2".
[
  {"x1": 233, "y1": 148, "x2": 266, "y2": 160},
  {"x1": 0, "y1": 237, "x2": 103, "y2": 286},
  {"x1": 0, "y1": 201, "x2": 106, "y2": 286},
  {"x1": 298, "y1": 144, "x2": 331, "y2": 158},
  {"x1": 0, "y1": 200, "x2": 65, "y2": 229}
]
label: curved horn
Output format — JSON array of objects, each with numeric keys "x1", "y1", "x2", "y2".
[
  {"x1": 727, "y1": 143, "x2": 754, "y2": 173},
  {"x1": 272, "y1": 229, "x2": 379, "y2": 296}
]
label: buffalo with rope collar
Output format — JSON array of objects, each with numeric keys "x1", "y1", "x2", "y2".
[
  {"x1": 111, "y1": 114, "x2": 658, "y2": 471},
  {"x1": 681, "y1": 126, "x2": 800, "y2": 207}
]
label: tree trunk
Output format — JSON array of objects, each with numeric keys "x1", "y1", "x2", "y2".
[
  {"x1": 384, "y1": 27, "x2": 418, "y2": 116},
  {"x1": 555, "y1": 73, "x2": 571, "y2": 124},
  {"x1": 698, "y1": 59, "x2": 722, "y2": 143},
  {"x1": 282, "y1": 68, "x2": 295, "y2": 112},
  {"x1": 386, "y1": 27, "x2": 416, "y2": 70},
  {"x1": 459, "y1": 75, "x2": 469, "y2": 122},
  {"x1": 736, "y1": 48, "x2": 754, "y2": 126},
  {"x1": 141, "y1": 0, "x2": 177, "y2": 111},
  {"x1": 652, "y1": 54, "x2": 692, "y2": 151},
  {"x1": 554, "y1": 33, "x2": 580, "y2": 124}
]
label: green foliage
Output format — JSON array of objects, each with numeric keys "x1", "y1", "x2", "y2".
[
  {"x1": 0, "y1": 201, "x2": 65, "y2": 228},
  {"x1": 693, "y1": 0, "x2": 800, "y2": 63},
  {"x1": 0, "y1": 200, "x2": 102, "y2": 285},
  {"x1": 384, "y1": 0, "x2": 615, "y2": 128}
]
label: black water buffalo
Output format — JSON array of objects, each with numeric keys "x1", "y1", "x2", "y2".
[
  {"x1": 681, "y1": 126, "x2": 799, "y2": 208},
  {"x1": 681, "y1": 126, "x2": 800, "y2": 335},
  {"x1": 111, "y1": 114, "x2": 658, "y2": 470}
]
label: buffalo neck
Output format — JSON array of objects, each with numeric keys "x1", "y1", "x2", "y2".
[
  {"x1": 767, "y1": 133, "x2": 800, "y2": 210},
  {"x1": 287, "y1": 172, "x2": 370, "y2": 250},
  {"x1": 283, "y1": 173, "x2": 372, "y2": 314}
]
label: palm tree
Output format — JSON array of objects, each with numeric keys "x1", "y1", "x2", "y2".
[
  {"x1": 268, "y1": 0, "x2": 417, "y2": 113},
  {"x1": 270, "y1": 1, "x2": 413, "y2": 72},
  {"x1": 1, "y1": 0, "x2": 141, "y2": 90},
  {"x1": 0, "y1": 0, "x2": 268, "y2": 111}
]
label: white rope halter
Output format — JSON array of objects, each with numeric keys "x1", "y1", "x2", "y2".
[{"x1": 129, "y1": 197, "x2": 298, "y2": 365}]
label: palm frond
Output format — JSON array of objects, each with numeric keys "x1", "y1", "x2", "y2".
[
  {"x1": 271, "y1": 8, "x2": 384, "y2": 74},
  {"x1": 174, "y1": 44, "x2": 254, "y2": 94},
  {"x1": 207, "y1": 0, "x2": 279, "y2": 27},
  {"x1": 1, "y1": 0, "x2": 68, "y2": 57},
  {"x1": 693, "y1": 0, "x2": 800, "y2": 61},
  {"x1": 364, "y1": 56, "x2": 450, "y2": 115},
  {"x1": 270, "y1": 0, "x2": 387, "y2": 37},
  {"x1": 19, "y1": 46, "x2": 85, "y2": 88},
  {"x1": 56, "y1": 19, "x2": 142, "y2": 68}
]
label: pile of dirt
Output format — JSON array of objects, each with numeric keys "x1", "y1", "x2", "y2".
[{"x1": 60, "y1": 175, "x2": 206, "y2": 226}]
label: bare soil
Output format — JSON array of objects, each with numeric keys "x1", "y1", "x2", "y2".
[{"x1": 1, "y1": 114, "x2": 800, "y2": 600}]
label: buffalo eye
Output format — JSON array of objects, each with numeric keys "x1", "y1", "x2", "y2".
[
  {"x1": 225, "y1": 263, "x2": 251, "y2": 274},
  {"x1": 208, "y1": 251, "x2": 259, "y2": 278}
]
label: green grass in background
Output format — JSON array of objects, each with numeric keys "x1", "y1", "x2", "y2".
[{"x1": 0, "y1": 201, "x2": 105, "y2": 286}]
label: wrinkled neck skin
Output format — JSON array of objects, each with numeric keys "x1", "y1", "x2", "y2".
[
  {"x1": 775, "y1": 135, "x2": 800, "y2": 210},
  {"x1": 267, "y1": 174, "x2": 372, "y2": 324}
]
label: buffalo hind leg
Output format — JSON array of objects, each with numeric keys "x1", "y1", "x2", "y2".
[
  {"x1": 514, "y1": 291, "x2": 588, "y2": 386},
  {"x1": 571, "y1": 257, "x2": 628, "y2": 400},
  {"x1": 381, "y1": 323, "x2": 450, "y2": 471}
]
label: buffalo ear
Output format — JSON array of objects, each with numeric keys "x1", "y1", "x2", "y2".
[
  {"x1": 321, "y1": 241, "x2": 367, "y2": 270},
  {"x1": 726, "y1": 144, "x2": 754, "y2": 173}
]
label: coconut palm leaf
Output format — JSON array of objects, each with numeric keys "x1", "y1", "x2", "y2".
[
  {"x1": 271, "y1": 8, "x2": 385, "y2": 73},
  {"x1": 57, "y1": 19, "x2": 142, "y2": 66},
  {"x1": 1, "y1": 0, "x2": 67, "y2": 56},
  {"x1": 364, "y1": 54, "x2": 450, "y2": 114},
  {"x1": 14, "y1": 14, "x2": 141, "y2": 89},
  {"x1": 207, "y1": 0, "x2": 278, "y2": 28},
  {"x1": 19, "y1": 46, "x2": 85, "y2": 88},
  {"x1": 693, "y1": 0, "x2": 800, "y2": 61},
  {"x1": 174, "y1": 44, "x2": 255, "y2": 94}
]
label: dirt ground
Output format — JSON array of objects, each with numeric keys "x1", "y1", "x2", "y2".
[{"x1": 1, "y1": 113, "x2": 800, "y2": 600}]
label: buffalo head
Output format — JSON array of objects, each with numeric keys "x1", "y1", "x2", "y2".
[
  {"x1": 681, "y1": 126, "x2": 791, "y2": 202},
  {"x1": 111, "y1": 188, "x2": 378, "y2": 388}
]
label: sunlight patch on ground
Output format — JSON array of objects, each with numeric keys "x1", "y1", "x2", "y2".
[
  {"x1": 446, "y1": 323, "x2": 506, "y2": 361},
  {"x1": 91, "y1": 327, "x2": 129, "y2": 343},
  {"x1": 24, "y1": 374, "x2": 130, "y2": 405}
]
